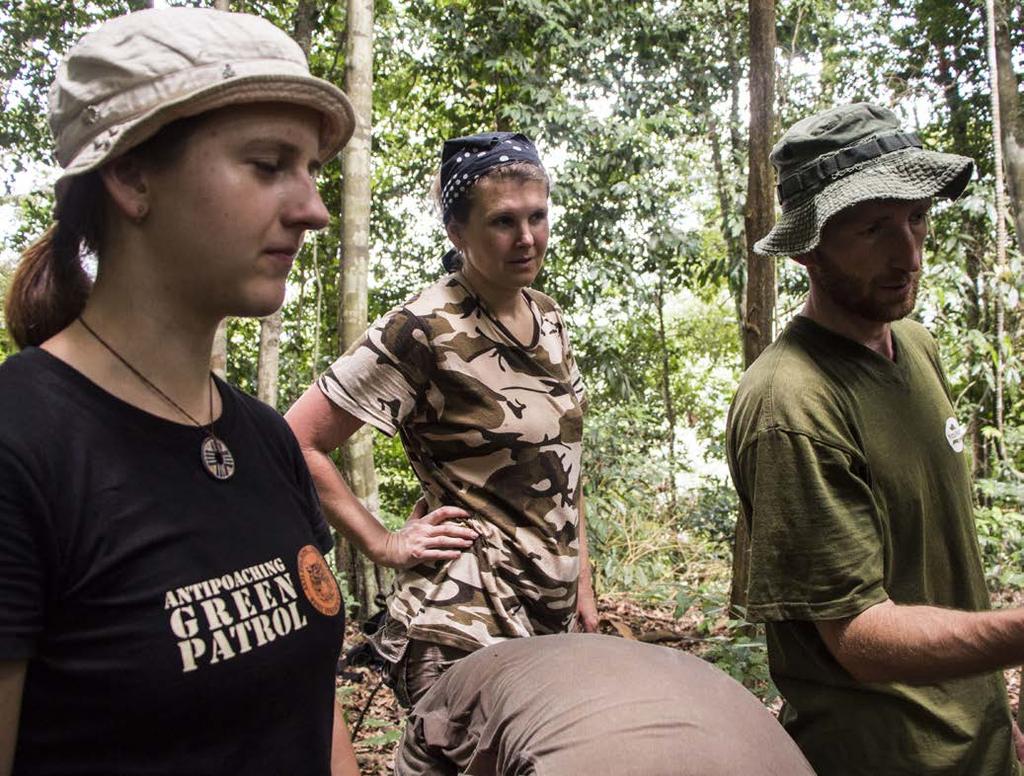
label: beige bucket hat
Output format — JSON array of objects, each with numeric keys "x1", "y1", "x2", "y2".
[
  {"x1": 50, "y1": 7, "x2": 355, "y2": 201},
  {"x1": 754, "y1": 103, "x2": 974, "y2": 256}
]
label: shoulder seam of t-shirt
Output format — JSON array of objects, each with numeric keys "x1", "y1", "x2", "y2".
[
  {"x1": 318, "y1": 306, "x2": 438, "y2": 436},
  {"x1": 744, "y1": 582, "x2": 888, "y2": 622},
  {"x1": 737, "y1": 423, "x2": 863, "y2": 464},
  {"x1": 316, "y1": 376, "x2": 401, "y2": 438},
  {"x1": 738, "y1": 333, "x2": 859, "y2": 460}
]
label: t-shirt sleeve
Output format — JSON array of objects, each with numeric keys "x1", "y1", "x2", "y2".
[
  {"x1": 317, "y1": 308, "x2": 433, "y2": 437},
  {"x1": 0, "y1": 445, "x2": 50, "y2": 659},
  {"x1": 734, "y1": 427, "x2": 888, "y2": 622}
]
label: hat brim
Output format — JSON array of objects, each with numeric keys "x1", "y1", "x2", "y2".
[
  {"x1": 55, "y1": 72, "x2": 354, "y2": 202},
  {"x1": 753, "y1": 147, "x2": 974, "y2": 257}
]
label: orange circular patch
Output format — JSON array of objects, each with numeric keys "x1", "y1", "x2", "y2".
[{"x1": 297, "y1": 545, "x2": 341, "y2": 617}]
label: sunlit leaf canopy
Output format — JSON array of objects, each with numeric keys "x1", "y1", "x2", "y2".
[{"x1": 1, "y1": 0, "x2": 1021, "y2": 526}]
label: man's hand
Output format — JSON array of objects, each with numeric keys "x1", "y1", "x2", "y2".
[
  {"x1": 375, "y1": 498, "x2": 477, "y2": 570},
  {"x1": 1013, "y1": 719, "x2": 1024, "y2": 762}
]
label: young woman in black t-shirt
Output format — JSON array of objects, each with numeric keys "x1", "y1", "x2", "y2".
[{"x1": 0, "y1": 8, "x2": 359, "y2": 775}]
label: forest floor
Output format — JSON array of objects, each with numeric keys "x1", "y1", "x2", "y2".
[{"x1": 338, "y1": 591, "x2": 1024, "y2": 775}]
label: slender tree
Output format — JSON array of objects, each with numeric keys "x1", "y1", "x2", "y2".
[
  {"x1": 985, "y1": 0, "x2": 1011, "y2": 465},
  {"x1": 253, "y1": 0, "x2": 319, "y2": 408},
  {"x1": 337, "y1": 0, "x2": 384, "y2": 618},
  {"x1": 743, "y1": 0, "x2": 776, "y2": 367},
  {"x1": 990, "y1": 0, "x2": 1024, "y2": 248},
  {"x1": 255, "y1": 314, "x2": 281, "y2": 406}
]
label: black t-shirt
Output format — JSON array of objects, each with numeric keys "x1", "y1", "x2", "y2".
[{"x1": 0, "y1": 348, "x2": 345, "y2": 775}]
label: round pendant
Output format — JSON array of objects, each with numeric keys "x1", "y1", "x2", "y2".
[{"x1": 201, "y1": 435, "x2": 235, "y2": 480}]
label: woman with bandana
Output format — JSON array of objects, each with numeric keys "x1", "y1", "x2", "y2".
[{"x1": 287, "y1": 132, "x2": 595, "y2": 707}]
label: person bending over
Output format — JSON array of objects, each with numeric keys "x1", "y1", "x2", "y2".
[{"x1": 394, "y1": 634, "x2": 815, "y2": 776}]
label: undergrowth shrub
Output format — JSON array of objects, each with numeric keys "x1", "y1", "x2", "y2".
[{"x1": 583, "y1": 404, "x2": 775, "y2": 700}]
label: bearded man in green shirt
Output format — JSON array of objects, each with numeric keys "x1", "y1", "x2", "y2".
[{"x1": 727, "y1": 101, "x2": 1024, "y2": 775}]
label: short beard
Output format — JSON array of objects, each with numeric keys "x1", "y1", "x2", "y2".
[{"x1": 810, "y1": 258, "x2": 919, "y2": 323}]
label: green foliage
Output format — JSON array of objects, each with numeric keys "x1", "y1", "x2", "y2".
[
  {"x1": 975, "y1": 474, "x2": 1024, "y2": 590},
  {"x1": 225, "y1": 317, "x2": 261, "y2": 396},
  {"x1": 374, "y1": 432, "x2": 420, "y2": 530},
  {"x1": 584, "y1": 404, "x2": 687, "y2": 599},
  {"x1": 0, "y1": 1, "x2": 134, "y2": 181},
  {"x1": 354, "y1": 716, "x2": 404, "y2": 747},
  {"x1": 583, "y1": 405, "x2": 735, "y2": 596},
  {"x1": 687, "y1": 479, "x2": 741, "y2": 547},
  {"x1": 0, "y1": 261, "x2": 12, "y2": 359},
  {"x1": 682, "y1": 589, "x2": 777, "y2": 702}
]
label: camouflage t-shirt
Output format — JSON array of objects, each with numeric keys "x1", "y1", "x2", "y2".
[{"x1": 318, "y1": 272, "x2": 586, "y2": 655}]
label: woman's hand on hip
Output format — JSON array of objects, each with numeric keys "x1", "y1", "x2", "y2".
[{"x1": 378, "y1": 498, "x2": 477, "y2": 569}]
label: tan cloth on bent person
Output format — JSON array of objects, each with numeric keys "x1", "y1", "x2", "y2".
[
  {"x1": 394, "y1": 634, "x2": 816, "y2": 776},
  {"x1": 318, "y1": 272, "x2": 586, "y2": 658}
]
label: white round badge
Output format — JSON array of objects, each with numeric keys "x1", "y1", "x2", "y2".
[{"x1": 944, "y1": 417, "x2": 965, "y2": 453}]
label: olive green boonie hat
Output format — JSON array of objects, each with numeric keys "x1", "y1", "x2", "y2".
[
  {"x1": 49, "y1": 7, "x2": 355, "y2": 203},
  {"x1": 754, "y1": 102, "x2": 974, "y2": 256}
]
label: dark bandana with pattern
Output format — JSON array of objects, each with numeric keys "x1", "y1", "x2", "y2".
[{"x1": 439, "y1": 132, "x2": 544, "y2": 271}]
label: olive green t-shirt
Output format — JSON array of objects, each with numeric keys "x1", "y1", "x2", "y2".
[{"x1": 728, "y1": 316, "x2": 1019, "y2": 776}]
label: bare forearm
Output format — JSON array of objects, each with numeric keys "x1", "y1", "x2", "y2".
[
  {"x1": 820, "y1": 600, "x2": 1024, "y2": 684},
  {"x1": 286, "y1": 386, "x2": 476, "y2": 570},
  {"x1": 303, "y1": 445, "x2": 389, "y2": 561},
  {"x1": 330, "y1": 700, "x2": 360, "y2": 776},
  {"x1": 577, "y1": 492, "x2": 593, "y2": 589},
  {"x1": 574, "y1": 491, "x2": 599, "y2": 632}
]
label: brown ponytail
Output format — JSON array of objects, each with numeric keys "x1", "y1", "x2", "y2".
[
  {"x1": 5, "y1": 173, "x2": 103, "y2": 349},
  {"x1": 6, "y1": 113, "x2": 213, "y2": 348}
]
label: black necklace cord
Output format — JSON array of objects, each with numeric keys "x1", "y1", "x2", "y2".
[{"x1": 77, "y1": 316, "x2": 215, "y2": 431}]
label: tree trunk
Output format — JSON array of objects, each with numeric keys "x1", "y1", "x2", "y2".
[
  {"x1": 211, "y1": 324, "x2": 227, "y2": 379},
  {"x1": 743, "y1": 0, "x2": 776, "y2": 368},
  {"x1": 936, "y1": 43, "x2": 991, "y2": 479},
  {"x1": 253, "y1": 0, "x2": 317, "y2": 409},
  {"x1": 256, "y1": 310, "x2": 284, "y2": 408},
  {"x1": 992, "y1": 0, "x2": 1024, "y2": 248},
  {"x1": 337, "y1": 0, "x2": 385, "y2": 619},
  {"x1": 986, "y1": 0, "x2": 1010, "y2": 464},
  {"x1": 706, "y1": 101, "x2": 747, "y2": 341},
  {"x1": 655, "y1": 268, "x2": 677, "y2": 509},
  {"x1": 256, "y1": 315, "x2": 282, "y2": 408}
]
